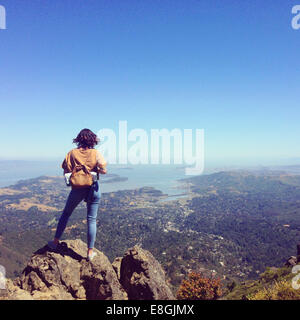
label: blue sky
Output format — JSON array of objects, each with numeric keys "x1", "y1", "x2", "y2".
[{"x1": 0, "y1": 0, "x2": 299, "y2": 166}]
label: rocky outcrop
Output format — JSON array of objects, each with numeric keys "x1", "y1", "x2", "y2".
[
  {"x1": 0, "y1": 239, "x2": 174, "y2": 300},
  {"x1": 120, "y1": 246, "x2": 174, "y2": 300}
]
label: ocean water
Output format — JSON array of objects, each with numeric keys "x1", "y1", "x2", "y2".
[
  {"x1": 0, "y1": 160, "x2": 62, "y2": 187},
  {"x1": 0, "y1": 160, "x2": 212, "y2": 196},
  {"x1": 2, "y1": 160, "x2": 292, "y2": 197},
  {"x1": 103, "y1": 165, "x2": 191, "y2": 195}
]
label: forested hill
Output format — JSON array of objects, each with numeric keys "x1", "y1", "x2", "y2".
[
  {"x1": 1, "y1": 170, "x2": 300, "y2": 294},
  {"x1": 181, "y1": 170, "x2": 300, "y2": 197}
]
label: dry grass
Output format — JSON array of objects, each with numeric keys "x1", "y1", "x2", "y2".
[
  {"x1": 0, "y1": 188, "x2": 24, "y2": 196},
  {"x1": 247, "y1": 279, "x2": 300, "y2": 300},
  {"x1": 6, "y1": 198, "x2": 59, "y2": 212}
]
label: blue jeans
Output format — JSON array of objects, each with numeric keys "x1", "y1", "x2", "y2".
[{"x1": 55, "y1": 181, "x2": 101, "y2": 249}]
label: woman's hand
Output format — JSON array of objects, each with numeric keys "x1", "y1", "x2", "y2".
[
  {"x1": 99, "y1": 167, "x2": 107, "y2": 174},
  {"x1": 97, "y1": 165, "x2": 107, "y2": 174}
]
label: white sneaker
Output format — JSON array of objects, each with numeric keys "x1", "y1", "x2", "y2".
[{"x1": 87, "y1": 251, "x2": 97, "y2": 261}]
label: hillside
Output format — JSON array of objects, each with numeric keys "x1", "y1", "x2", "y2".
[
  {"x1": 224, "y1": 251, "x2": 300, "y2": 300},
  {"x1": 1, "y1": 170, "x2": 300, "y2": 294}
]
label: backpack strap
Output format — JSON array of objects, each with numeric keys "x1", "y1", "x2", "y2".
[{"x1": 72, "y1": 164, "x2": 90, "y2": 175}]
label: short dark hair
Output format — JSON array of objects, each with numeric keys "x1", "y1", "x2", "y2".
[{"x1": 73, "y1": 128, "x2": 99, "y2": 149}]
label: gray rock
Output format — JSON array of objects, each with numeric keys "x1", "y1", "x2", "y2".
[
  {"x1": 17, "y1": 239, "x2": 127, "y2": 300},
  {"x1": 120, "y1": 245, "x2": 174, "y2": 300}
]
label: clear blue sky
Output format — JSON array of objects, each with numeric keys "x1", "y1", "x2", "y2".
[{"x1": 0, "y1": 0, "x2": 299, "y2": 166}]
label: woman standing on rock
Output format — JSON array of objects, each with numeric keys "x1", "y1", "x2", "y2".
[{"x1": 48, "y1": 128, "x2": 107, "y2": 261}]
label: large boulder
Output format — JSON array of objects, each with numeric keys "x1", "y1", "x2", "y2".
[
  {"x1": 15, "y1": 239, "x2": 127, "y2": 300},
  {"x1": 119, "y1": 245, "x2": 174, "y2": 300}
]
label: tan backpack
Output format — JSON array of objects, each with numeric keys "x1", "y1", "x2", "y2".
[
  {"x1": 70, "y1": 163, "x2": 94, "y2": 189},
  {"x1": 62, "y1": 148, "x2": 99, "y2": 189}
]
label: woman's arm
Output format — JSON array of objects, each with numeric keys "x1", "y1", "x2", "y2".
[
  {"x1": 61, "y1": 151, "x2": 73, "y2": 174},
  {"x1": 61, "y1": 158, "x2": 69, "y2": 174},
  {"x1": 96, "y1": 150, "x2": 107, "y2": 174}
]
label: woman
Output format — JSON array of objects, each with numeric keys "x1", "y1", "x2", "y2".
[{"x1": 48, "y1": 128, "x2": 107, "y2": 261}]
